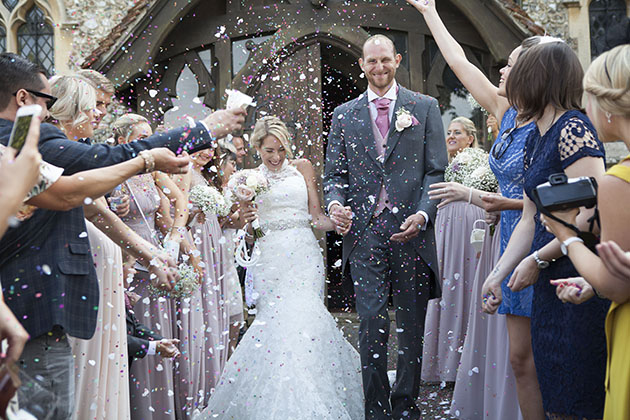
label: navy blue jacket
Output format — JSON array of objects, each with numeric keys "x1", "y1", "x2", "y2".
[
  {"x1": 0, "y1": 119, "x2": 212, "y2": 339},
  {"x1": 126, "y1": 307, "x2": 162, "y2": 365}
]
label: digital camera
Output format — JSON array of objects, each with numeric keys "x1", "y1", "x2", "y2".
[{"x1": 533, "y1": 173, "x2": 598, "y2": 212}]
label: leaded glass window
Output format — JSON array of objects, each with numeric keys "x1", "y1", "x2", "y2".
[
  {"x1": 590, "y1": 0, "x2": 628, "y2": 58},
  {"x1": 0, "y1": 25, "x2": 5, "y2": 53},
  {"x1": 2, "y1": 0, "x2": 18, "y2": 12},
  {"x1": 18, "y1": 6, "x2": 54, "y2": 75}
]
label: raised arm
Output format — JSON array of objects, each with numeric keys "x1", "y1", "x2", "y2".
[
  {"x1": 84, "y1": 198, "x2": 177, "y2": 290},
  {"x1": 38, "y1": 109, "x2": 246, "y2": 176},
  {"x1": 153, "y1": 171, "x2": 189, "y2": 233},
  {"x1": 406, "y1": 0, "x2": 510, "y2": 120}
]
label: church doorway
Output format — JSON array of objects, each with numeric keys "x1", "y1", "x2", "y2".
[{"x1": 321, "y1": 42, "x2": 366, "y2": 311}]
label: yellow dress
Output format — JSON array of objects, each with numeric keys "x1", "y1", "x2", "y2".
[{"x1": 602, "y1": 158, "x2": 630, "y2": 420}]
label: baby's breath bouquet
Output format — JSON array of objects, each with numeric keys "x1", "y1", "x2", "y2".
[
  {"x1": 148, "y1": 262, "x2": 201, "y2": 300},
  {"x1": 445, "y1": 148, "x2": 498, "y2": 193},
  {"x1": 189, "y1": 184, "x2": 233, "y2": 218}
]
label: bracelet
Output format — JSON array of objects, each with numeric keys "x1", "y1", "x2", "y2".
[
  {"x1": 139, "y1": 150, "x2": 155, "y2": 173},
  {"x1": 467, "y1": 187, "x2": 473, "y2": 204}
]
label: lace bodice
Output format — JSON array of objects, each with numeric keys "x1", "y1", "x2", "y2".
[{"x1": 257, "y1": 160, "x2": 311, "y2": 232}]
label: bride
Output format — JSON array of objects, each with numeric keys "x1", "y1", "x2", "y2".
[{"x1": 195, "y1": 116, "x2": 364, "y2": 420}]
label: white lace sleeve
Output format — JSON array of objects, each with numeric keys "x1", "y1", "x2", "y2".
[{"x1": 25, "y1": 160, "x2": 64, "y2": 200}]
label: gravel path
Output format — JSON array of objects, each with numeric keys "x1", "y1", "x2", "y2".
[{"x1": 335, "y1": 311, "x2": 454, "y2": 419}]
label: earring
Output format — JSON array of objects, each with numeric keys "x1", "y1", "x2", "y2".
[{"x1": 606, "y1": 112, "x2": 612, "y2": 123}]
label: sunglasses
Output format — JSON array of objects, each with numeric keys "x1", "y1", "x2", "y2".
[
  {"x1": 13, "y1": 88, "x2": 58, "y2": 110},
  {"x1": 490, "y1": 127, "x2": 516, "y2": 161}
]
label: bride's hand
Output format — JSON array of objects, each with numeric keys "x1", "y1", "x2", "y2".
[{"x1": 240, "y1": 201, "x2": 258, "y2": 224}]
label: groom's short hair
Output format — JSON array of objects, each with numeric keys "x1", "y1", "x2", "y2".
[{"x1": 362, "y1": 35, "x2": 397, "y2": 58}]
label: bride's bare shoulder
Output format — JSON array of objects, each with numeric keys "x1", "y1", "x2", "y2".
[{"x1": 291, "y1": 158, "x2": 314, "y2": 173}]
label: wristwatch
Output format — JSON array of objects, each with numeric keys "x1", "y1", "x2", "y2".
[
  {"x1": 532, "y1": 250, "x2": 550, "y2": 269},
  {"x1": 561, "y1": 237, "x2": 584, "y2": 256}
]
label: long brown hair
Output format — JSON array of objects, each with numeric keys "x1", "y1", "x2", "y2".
[
  {"x1": 506, "y1": 42, "x2": 584, "y2": 122},
  {"x1": 201, "y1": 147, "x2": 235, "y2": 192}
]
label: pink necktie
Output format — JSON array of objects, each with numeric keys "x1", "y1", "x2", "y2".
[
  {"x1": 124, "y1": 292, "x2": 132, "y2": 310},
  {"x1": 373, "y1": 98, "x2": 391, "y2": 139}
]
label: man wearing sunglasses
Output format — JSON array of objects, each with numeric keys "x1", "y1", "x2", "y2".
[
  {"x1": 12, "y1": 87, "x2": 57, "y2": 114},
  {"x1": 0, "y1": 52, "x2": 246, "y2": 420}
]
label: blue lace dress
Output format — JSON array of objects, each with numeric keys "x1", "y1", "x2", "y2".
[
  {"x1": 523, "y1": 110, "x2": 609, "y2": 418},
  {"x1": 489, "y1": 107, "x2": 536, "y2": 317}
]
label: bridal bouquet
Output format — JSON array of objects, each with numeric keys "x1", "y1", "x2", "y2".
[
  {"x1": 445, "y1": 147, "x2": 498, "y2": 193},
  {"x1": 228, "y1": 169, "x2": 269, "y2": 238},
  {"x1": 189, "y1": 184, "x2": 233, "y2": 218},
  {"x1": 148, "y1": 262, "x2": 201, "y2": 300}
]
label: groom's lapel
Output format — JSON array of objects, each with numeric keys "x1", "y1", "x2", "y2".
[
  {"x1": 384, "y1": 87, "x2": 416, "y2": 163},
  {"x1": 353, "y1": 94, "x2": 382, "y2": 167}
]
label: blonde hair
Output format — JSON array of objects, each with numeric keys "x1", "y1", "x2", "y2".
[
  {"x1": 77, "y1": 69, "x2": 115, "y2": 94},
  {"x1": 583, "y1": 44, "x2": 630, "y2": 118},
  {"x1": 49, "y1": 74, "x2": 97, "y2": 128},
  {"x1": 250, "y1": 116, "x2": 294, "y2": 158},
  {"x1": 111, "y1": 113, "x2": 149, "y2": 143},
  {"x1": 449, "y1": 116, "x2": 478, "y2": 148}
]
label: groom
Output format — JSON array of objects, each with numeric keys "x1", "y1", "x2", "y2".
[{"x1": 324, "y1": 35, "x2": 447, "y2": 420}]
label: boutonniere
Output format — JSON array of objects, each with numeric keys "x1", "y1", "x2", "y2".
[{"x1": 395, "y1": 108, "x2": 420, "y2": 132}]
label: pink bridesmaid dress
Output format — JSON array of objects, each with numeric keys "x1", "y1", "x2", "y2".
[
  {"x1": 450, "y1": 224, "x2": 522, "y2": 419},
  {"x1": 70, "y1": 219, "x2": 130, "y2": 420},
  {"x1": 123, "y1": 174, "x2": 177, "y2": 419},
  {"x1": 421, "y1": 200, "x2": 485, "y2": 382}
]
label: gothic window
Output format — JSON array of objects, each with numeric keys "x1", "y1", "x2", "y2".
[
  {"x1": 590, "y1": 0, "x2": 628, "y2": 58},
  {"x1": 18, "y1": 6, "x2": 54, "y2": 74},
  {"x1": 0, "y1": 25, "x2": 5, "y2": 53},
  {"x1": 2, "y1": 0, "x2": 18, "y2": 12},
  {"x1": 163, "y1": 65, "x2": 212, "y2": 128}
]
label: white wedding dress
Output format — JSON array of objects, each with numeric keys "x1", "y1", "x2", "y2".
[{"x1": 195, "y1": 160, "x2": 364, "y2": 420}]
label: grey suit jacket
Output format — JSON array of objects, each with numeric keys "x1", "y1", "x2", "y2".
[{"x1": 324, "y1": 86, "x2": 447, "y2": 280}]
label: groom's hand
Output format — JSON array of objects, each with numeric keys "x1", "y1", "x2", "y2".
[
  {"x1": 390, "y1": 213, "x2": 425, "y2": 243},
  {"x1": 330, "y1": 203, "x2": 352, "y2": 234}
]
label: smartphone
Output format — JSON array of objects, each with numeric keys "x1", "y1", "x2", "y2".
[{"x1": 8, "y1": 104, "x2": 42, "y2": 154}]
